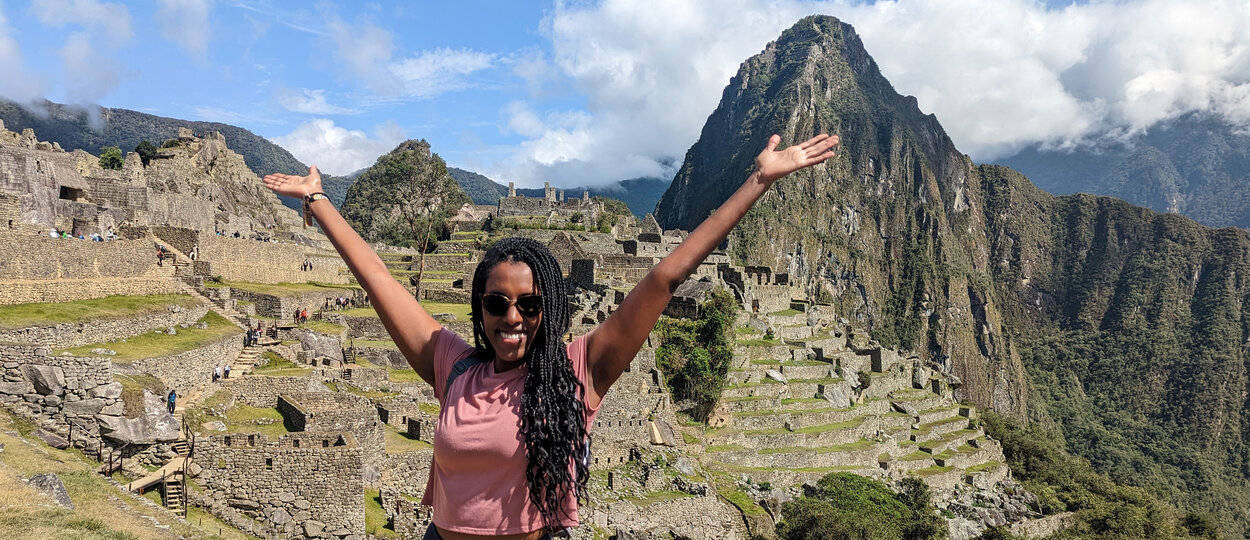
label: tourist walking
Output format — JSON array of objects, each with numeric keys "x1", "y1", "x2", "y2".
[
  {"x1": 264, "y1": 131, "x2": 839, "y2": 539},
  {"x1": 166, "y1": 389, "x2": 176, "y2": 414},
  {"x1": 224, "y1": 364, "x2": 231, "y2": 379},
  {"x1": 212, "y1": 366, "x2": 220, "y2": 383}
]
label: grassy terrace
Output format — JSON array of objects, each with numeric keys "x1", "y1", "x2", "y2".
[
  {"x1": 741, "y1": 417, "x2": 865, "y2": 436},
  {"x1": 733, "y1": 406, "x2": 836, "y2": 417},
  {"x1": 203, "y1": 280, "x2": 352, "y2": 297},
  {"x1": 757, "y1": 438, "x2": 877, "y2": 454},
  {"x1": 252, "y1": 353, "x2": 312, "y2": 377},
  {"x1": 57, "y1": 311, "x2": 241, "y2": 362},
  {"x1": 342, "y1": 301, "x2": 473, "y2": 321},
  {"x1": 918, "y1": 429, "x2": 979, "y2": 452},
  {"x1": 0, "y1": 294, "x2": 201, "y2": 330},
  {"x1": 384, "y1": 425, "x2": 431, "y2": 454},
  {"x1": 769, "y1": 309, "x2": 802, "y2": 316}
]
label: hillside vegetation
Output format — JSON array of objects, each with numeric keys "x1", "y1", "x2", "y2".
[{"x1": 654, "y1": 15, "x2": 1250, "y2": 536}]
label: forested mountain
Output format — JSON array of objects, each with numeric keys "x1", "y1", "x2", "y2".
[
  {"x1": 340, "y1": 140, "x2": 470, "y2": 248},
  {"x1": 999, "y1": 112, "x2": 1250, "y2": 229},
  {"x1": 656, "y1": 15, "x2": 1250, "y2": 535},
  {"x1": 0, "y1": 99, "x2": 309, "y2": 211}
]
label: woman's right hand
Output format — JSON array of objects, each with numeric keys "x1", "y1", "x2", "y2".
[{"x1": 263, "y1": 165, "x2": 323, "y2": 199}]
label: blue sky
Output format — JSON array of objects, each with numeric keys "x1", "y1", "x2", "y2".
[{"x1": 2, "y1": 0, "x2": 1248, "y2": 187}]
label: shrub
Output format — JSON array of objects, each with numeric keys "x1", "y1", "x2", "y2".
[{"x1": 98, "y1": 145, "x2": 123, "y2": 170}]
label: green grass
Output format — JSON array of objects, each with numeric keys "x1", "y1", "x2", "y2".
[
  {"x1": 58, "y1": 311, "x2": 241, "y2": 363},
  {"x1": 220, "y1": 404, "x2": 290, "y2": 439},
  {"x1": 209, "y1": 280, "x2": 351, "y2": 298},
  {"x1": 384, "y1": 425, "x2": 431, "y2": 454},
  {"x1": 912, "y1": 465, "x2": 953, "y2": 477},
  {"x1": 417, "y1": 402, "x2": 440, "y2": 415},
  {"x1": 0, "y1": 294, "x2": 200, "y2": 330},
  {"x1": 421, "y1": 302, "x2": 472, "y2": 321},
  {"x1": 737, "y1": 339, "x2": 783, "y2": 347},
  {"x1": 114, "y1": 373, "x2": 166, "y2": 418},
  {"x1": 757, "y1": 439, "x2": 877, "y2": 455},
  {"x1": 251, "y1": 355, "x2": 311, "y2": 377},
  {"x1": 741, "y1": 417, "x2": 864, "y2": 436},
  {"x1": 769, "y1": 309, "x2": 802, "y2": 316},
  {"x1": 387, "y1": 368, "x2": 424, "y2": 383},
  {"x1": 301, "y1": 319, "x2": 345, "y2": 335},
  {"x1": 364, "y1": 488, "x2": 400, "y2": 538}
]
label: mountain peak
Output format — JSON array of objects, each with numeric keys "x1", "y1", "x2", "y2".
[{"x1": 654, "y1": 15, "x2": 960, "y2": 231}]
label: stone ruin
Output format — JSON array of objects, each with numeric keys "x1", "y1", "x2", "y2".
[{"x1": 0, "y1": 121, "x2": 1060, "y2": 539}]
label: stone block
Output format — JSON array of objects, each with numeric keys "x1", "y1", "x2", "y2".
[
  {"x1": 90, "y1": 382, "x2": 123, "y2": 399},
  {"x1": 0, "y1": 380, "x2": 35, "y2": 396},
  {"x1": 62, "y1": 397, "x2": 105, "y2": 416},
  {"x1": 33, "y1": 428, "x2": 69, "y2": 449},
  {"x1": 99, "y1": 401, "x2": 124, "y2": 416},
  {"x1": 21, "y1": 364, "x2": 65, "y2": 395},
  {"x1": 28, "y1": 473, "x2": 73, "y2": 509}
]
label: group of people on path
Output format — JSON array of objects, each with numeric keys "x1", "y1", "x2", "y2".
[
  {"x1": 49, "y1": 228, "x2": 114, "y2": 241},
  {"x1": 211, "y1": 364, "x2": 232, "y2": 383},
  {"x1": 325, "y1": 295, "x2": 364, "y2": 310},
  {"x1": 293, "y1": 308, "x2": 309, "y2": 324}
]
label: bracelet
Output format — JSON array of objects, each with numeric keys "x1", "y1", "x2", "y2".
[{"x1": 302, "y1": 192, "x2": 329, "y2": 228}]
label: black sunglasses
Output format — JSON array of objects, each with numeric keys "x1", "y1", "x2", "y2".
[{"x1": 480, "y1": 293, "x2": 543, "y2": 318}]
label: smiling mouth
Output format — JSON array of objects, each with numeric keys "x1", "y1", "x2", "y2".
[{"x1": 498, "y1": 330, "x2": 526, "y2": 341}]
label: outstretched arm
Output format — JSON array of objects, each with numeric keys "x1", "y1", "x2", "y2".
[
  {"x1": 262, "y1": 167, "x2": 441, "y2": 386},
  {"x1": 583, "y1": 133, "x2": 839, "y2": 407}
]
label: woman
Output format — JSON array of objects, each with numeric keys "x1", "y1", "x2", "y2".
[{"x1": 263, "y1": 132, "x2": 839, "y2": 540}]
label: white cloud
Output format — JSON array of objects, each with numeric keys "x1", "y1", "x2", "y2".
[
  {"x1": 272, "y1": 118, "x2": 407, "y2": 176},
  {"x1": 321, "y1": 11, "x2": 496, "y2": 102},
  {"x1": 390, "y1": 48, "x2": 497, "y2": 99},
  {"x1": 29, "y1": 0, "x2": 133, "y2": 104},
  {"x1": 59, "y1": 32, "x2": 119, "y2": 104},
  {"x1": 29, "y1": 0, "x2": 132, "y2": 44},
  {"x1": 279, "y1": 88, "x2": 359, "y2": 115},
  {"x1": 499, "y1": 0, "x2": 1250, "y2": 184},
  {"x1": 0, "y1": 7, "x2": 44, "y2": 102},
  {"x1": 155, "y1": 0, "x2": 213, "y2": 57}
]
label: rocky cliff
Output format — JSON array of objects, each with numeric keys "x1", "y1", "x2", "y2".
[{"x1": 655, "y1": 15, "x2": 1250, "y2": 534}]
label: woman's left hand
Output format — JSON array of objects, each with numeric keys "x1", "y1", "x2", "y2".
[{"x1": 755, "y1": 133, "x2": 839, "y2": 183}]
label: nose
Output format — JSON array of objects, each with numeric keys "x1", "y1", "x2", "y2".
[{"x1": 502, "y1": 303, "x2": 523, "y2": 325}]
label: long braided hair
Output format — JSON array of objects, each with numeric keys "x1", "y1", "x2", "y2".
[{"x1": 469, "y1": 237, "x2": 590, "y2": 530}]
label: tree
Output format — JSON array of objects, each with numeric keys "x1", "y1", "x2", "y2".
[
  {"x1": 389, "y1": 141, "x2": 462, "y2": 300},
  {"x1": 98, "y1": 145, "x2": 123, "y2": 170},
  {"x1": 134, "y1": 139, "x2": 157, "y2": 167}
]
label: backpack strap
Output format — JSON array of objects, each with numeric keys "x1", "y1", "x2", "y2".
[{"x1": 446, "y1": 354, "x2": 488, "y2": 392}]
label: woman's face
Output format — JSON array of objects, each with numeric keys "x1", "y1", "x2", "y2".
[{"x1": 481, "y1": 260, "x2": 543, "y2": 369}]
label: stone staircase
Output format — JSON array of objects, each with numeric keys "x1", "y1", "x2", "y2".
[
  {"x1": 697, "y1": 313, "x2": 1006, "y2": 492},
  {"x1": 227, "y1": 345, "x2": 260, "y2": 379},
  {"x1": 176, "y1": 282, "x2": 249, "y2": 330}
]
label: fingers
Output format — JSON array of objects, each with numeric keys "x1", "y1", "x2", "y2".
[
  {"x1": 798, "y1": 133, "x2": 831, "y2": 150},
  {"x1": 766, "y1": 134, "x2": 781, "y2": 151}
]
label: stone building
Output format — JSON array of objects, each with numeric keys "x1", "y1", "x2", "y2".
[
  {"x1": 278, "y1": 392, "x2": 385, "y2": 480},
  {"x1": 196, "y1": 431, "x2": 365, "y2": 539},
  {"x1": 497, "y1": 181, "x2": 602, "y2": 225}
]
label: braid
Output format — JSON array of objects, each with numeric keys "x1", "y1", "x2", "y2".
[{"x1": 470, "y1": 237, "x2": 590, "y2": 531}]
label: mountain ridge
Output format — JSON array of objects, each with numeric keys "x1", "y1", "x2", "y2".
[{"x1": 654, "y1": 14, "x2": 1250, "y2": 535}]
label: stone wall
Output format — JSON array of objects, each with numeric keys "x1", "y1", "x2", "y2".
[
  {"x1": 197, "y1": 234, "x2": 348, "y2": 285},
  {"x1": 335, "y1": 314, "x2": 389, "y2": 340},
  {"x1": 0, "y1": 303, "x2": 208, "y2": 348},
  {"x1": 278, "y1": 392, "x2": 385, "y2": 472},
  {"x1": 0, "y1": 345, "x2": 123, "y2": 456},
  {"x1": 196, "y1": 431, "x2": 365, "y2": 539},
  {"x1": 132, "y1": 331, "x2": 242, "y2": 398},
  {"x1": 222, "y1": 375, "x2": 328, "y2": 407},
  {"x1": 584, "y1": 494, "x2": 745, "y2": 540},
  {"x1": 379, "y1": 451, "x2": 434, "y2": 499}
]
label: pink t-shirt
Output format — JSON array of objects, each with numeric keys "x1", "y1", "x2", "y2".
[{"x1": 422, "y1": 328, "x2": 600, "y2": 535}]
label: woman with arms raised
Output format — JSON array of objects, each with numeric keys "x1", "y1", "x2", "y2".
[{"x1": 262, "y1": 132, "x2": 839, "y2": 540}]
